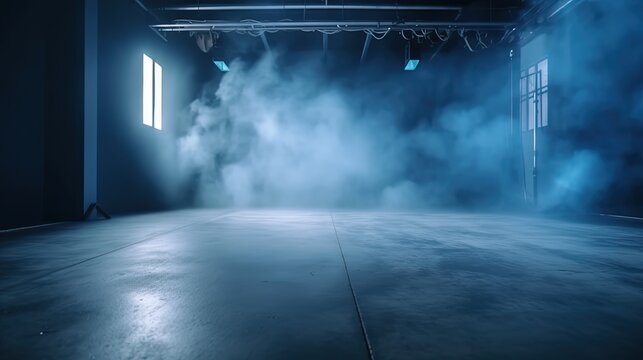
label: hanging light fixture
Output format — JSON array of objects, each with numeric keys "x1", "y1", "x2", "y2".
[
  {"x1": 194, "y1": 31, "x2": 219, "y2": 53},
  {"x1": 404, "y1": 41, "x2": 421, "y2": 71}
]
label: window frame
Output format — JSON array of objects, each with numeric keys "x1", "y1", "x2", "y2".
[{"x1": 520, "y1": 58, "x2": 548, "y2": 131}]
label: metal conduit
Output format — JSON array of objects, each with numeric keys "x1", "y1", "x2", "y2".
[
  {"x1": 151, "y1": 21, "x2": 514, "y2": 32},
  {"x1": 158, "y1": 4, "x2": 462, "y2": 11}
]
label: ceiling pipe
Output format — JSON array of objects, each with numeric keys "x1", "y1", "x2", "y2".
[
  {"x1": 360, "y1": 34, "x2": 372, "y2": 64},
  {"x1": 548, "y1": 0, "x2": 585, "y2": 19},
  {"x1": 133, "y1": 0, "x2": 167, "y2": 41},
  {"x1": 260, "y1": 33, "x2": 271, "y2": 53},
  {"x1": 157, "y1": 4, "x2": 462, "y2": 12},
  {"x1": 151, "y1": 21, "x2": 514, "y2": 32},
  {"x1": 134, "y1": 0, "x2": 159, "y2": 21},
  {"x1": 322, "y1": 33, "x2": 328, "y2": 61}
]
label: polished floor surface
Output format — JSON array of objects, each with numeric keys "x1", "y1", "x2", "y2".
[{"x1": 1, "y1": 210, "x2": 642, "y2": 359}]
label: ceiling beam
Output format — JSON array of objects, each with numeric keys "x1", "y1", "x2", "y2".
[
  {"x1": 134, "y1": 0, "x2": 159, "y2": 21},
  {"x1": 133, "y1": 0, "x2": 167, "y2": 41},
  {"x1": 157, "y1": 4, "x2": 461, "y2": 12},
  {"x1": 152, "y1": 21, "x2": 515, "y2": 32}
]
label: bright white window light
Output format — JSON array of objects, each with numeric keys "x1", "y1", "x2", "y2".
[
  {"x1": 154, "y1": 62, "x2": 163, "y2": 130},
  {"x1": 143, "y1": 54, "x2": 154, "y2": 127},
  {"x1": 143, "y1": 54, "x2": 163, "y2": 130},
  {"x1": 213, "y1": 60, "x2": 229, "y2": 72}
]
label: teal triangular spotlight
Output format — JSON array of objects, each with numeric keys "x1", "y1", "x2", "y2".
[
  {"x1": 404, "y1": 59, "x2": 420, "y2": 71},
  {"x1": 213, "y1": 60, "x2": 229, "y2": 72}
]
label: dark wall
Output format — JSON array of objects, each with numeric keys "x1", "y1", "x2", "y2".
[
  {"x1": 44, "y1": 0, "x2": 86, "y2": 223},
  {"x1": 1, "y1": 0, "x2": 206, "y2": 229},
  {"x1": 1, "y1": 1, "x2": 85, "y2": 230},
  {"x1": 97, "y1": 0, "x2": 207, "y2": 214},
  {"x1": 1, "y1": 3, "x2": 45, "y2": 229}
]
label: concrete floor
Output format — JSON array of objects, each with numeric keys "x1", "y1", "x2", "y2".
[{"x1": 1, "y1": 210, "x2": 642, "y2": 359}]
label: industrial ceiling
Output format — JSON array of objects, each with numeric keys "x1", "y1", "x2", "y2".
[{"x1": 134, "y1": 1, "x2": 580, "y2": 63}]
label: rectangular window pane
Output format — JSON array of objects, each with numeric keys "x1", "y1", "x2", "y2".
[
  {"x1": 538, "y1": 59, "x2": 548, "y2": 88},
  {"x1": 154, "y1": 62, "x2": 163, "y2": 130},
  {"x1": 143, "y1": 54, "x2": 153, "y2": 127},
  {"x1": 520, "y1": 71, "x2": 527, "y2": 132},
  {"x1": 521, "y1": 100, "x2": 527, "y2": 131},
  {"x1": 529, "y1": 103, "x2": 535, "y2": 130},
  {"x1": 541, "y1": 91, "x2": 548, "y2": 127},
  {"x1": 538, "y1": 59, "x2": 548, "y2": 128}
]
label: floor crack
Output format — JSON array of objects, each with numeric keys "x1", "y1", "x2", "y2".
[{"x1": 331, "y1": 212, "x2": 375, "y2": 360}]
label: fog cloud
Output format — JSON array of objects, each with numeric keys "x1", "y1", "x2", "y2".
[
  {"x1": 177, "y1": 0, "x2": 643, "y2": 213},
  {"x1": 179, "y1": 52, "x2": 514, "y2": 209},
  {"x1": 538, "y1": 0, "x2": 643, "y2": 213}
]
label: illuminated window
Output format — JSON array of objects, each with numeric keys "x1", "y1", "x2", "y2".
[
  {"x1": 143, "y1": 54, "x2": 163, "y2": 130},
  {"x1": 520, "y1": 58, "x2": 548, "y2": 131}
]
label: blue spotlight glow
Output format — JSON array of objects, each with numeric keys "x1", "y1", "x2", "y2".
[
  {"x1": 404, "y1": 59, "x2": 420, "y2": 71},
  {"x1": 213, "y1": 60, "x2": 230, "y2": 72}
]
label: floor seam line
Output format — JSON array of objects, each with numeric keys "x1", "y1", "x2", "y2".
[
  {"x1": 0, "y1": 211, "x2": 235, "y2": 292},
  {"x1": 0, "y1": 221, "x2": 69, "y2": 234},
  {"x1": 330, "y1": 212, "x2": 375, "y2": 360}
]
